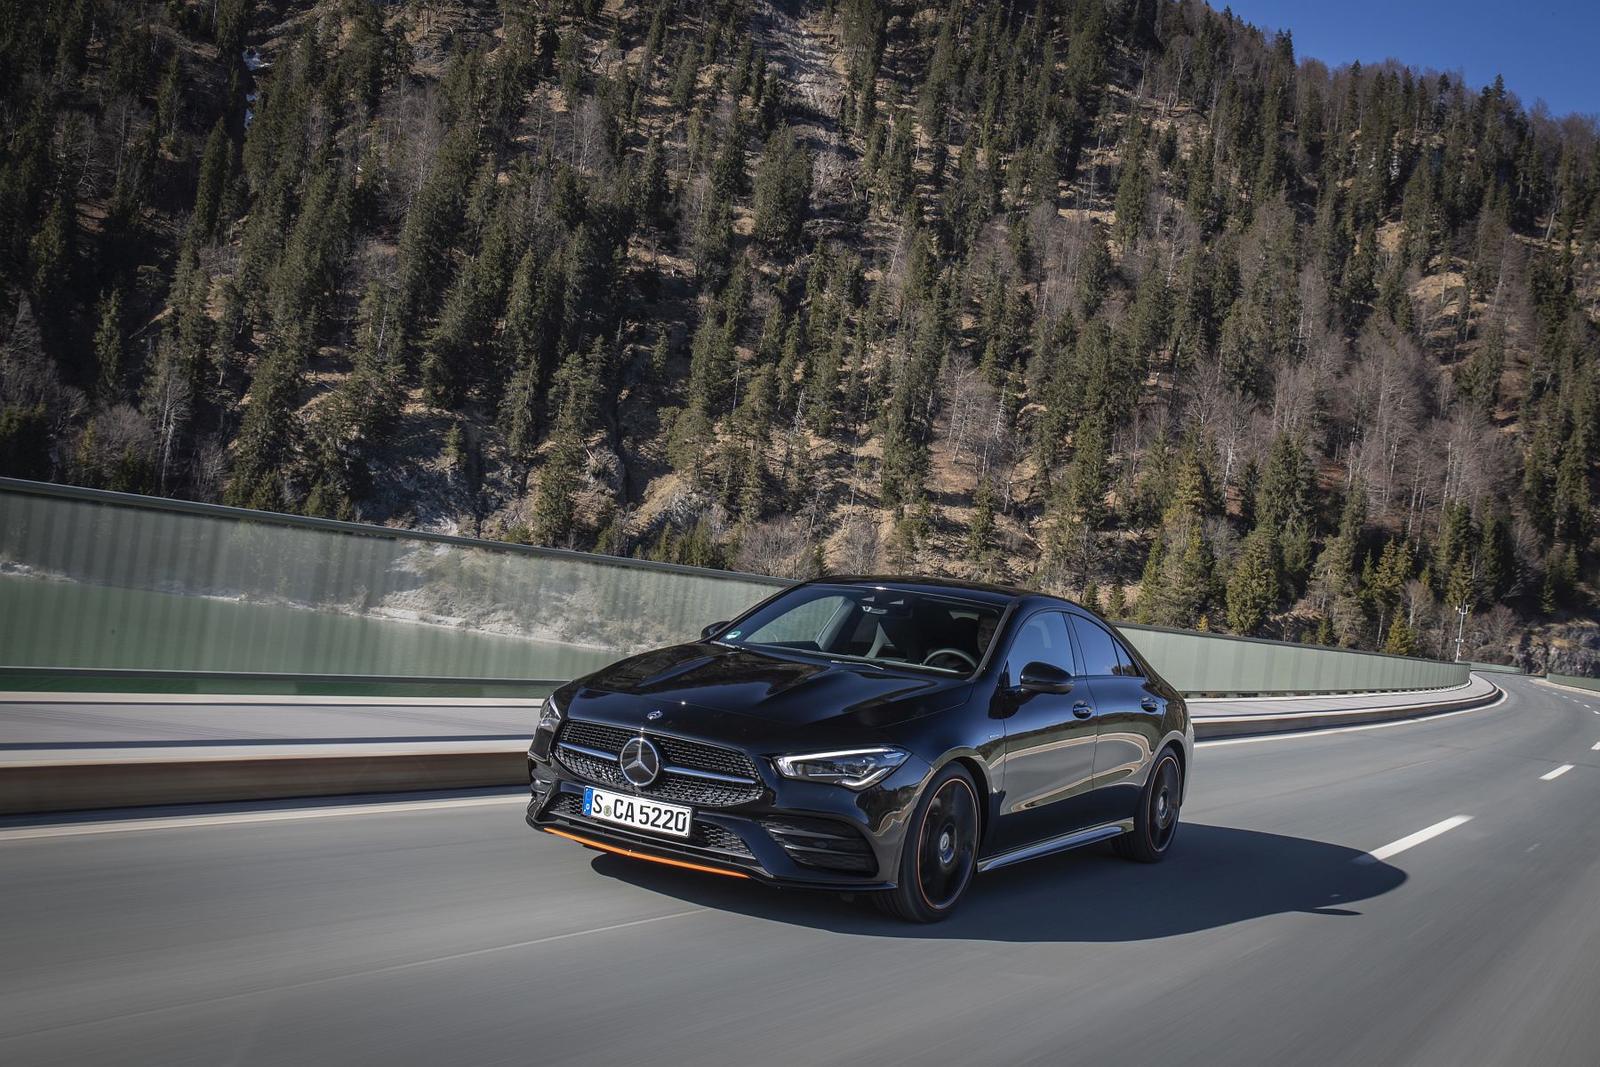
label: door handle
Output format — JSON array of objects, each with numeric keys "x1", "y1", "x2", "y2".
[
  {"x1": 1141, "y1": 698, "x2": 1159, "y2": 713},
  {"x1": 1072, "y1": 702, "x2": 1094, "y2": 719}
]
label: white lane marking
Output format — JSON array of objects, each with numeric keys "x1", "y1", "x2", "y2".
[
  {"x1": 1354, "y1": 816, "x2": 1473, "y2": 864},
  {"x1": 1592, "y1": 742, "x2": 1600, "y2": 750},
  {"x1": 1198, "y1": 690, "x2": 1508, "y2": 748},
  {"x1": 1541, "y1": 765, "x2": 1574, "y2": 781},
  {"x1": 0, "y1": 794, "x2": 528, "y2": 843}
]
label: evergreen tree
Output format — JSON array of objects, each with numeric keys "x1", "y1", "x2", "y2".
[
  {"x1": 1383, "y1": 615, "x2": 1417, "y2": 656},
  {"x1": 966, "y1": 478, "x2": 998, "y2": 566},
  {"x1": 1104, "y1": 580, "x2": 1128, "y2": 620},
  {"x1": 1164, "y1": 523, "x2": 1218, "y2": 629},
  {"x1": 189, "y1": 120, "x2": 231, "y2": 247},
  {"x1": 1227, "y1": 526, "x2": 1281, "y2": 635},
  {"x1": 752, "y1": 127, "x2": 813, "y2": 250},
  {"x1": 532, "y1": 431, "x2": 583, "y2": 547},
  {"x1": 395, "y1": 128, "x2": 478, "y2": 354},
  {"x1": 92, "y1": 290, "x2": 124, "y2": 403},
  {"x1": 226, "y1": 344, "x2": 303, "y2": 509}
]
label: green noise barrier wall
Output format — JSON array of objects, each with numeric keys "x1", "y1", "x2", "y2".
[{"x1": 0, "y1": 478, "x2": 1469, "y2": 696}]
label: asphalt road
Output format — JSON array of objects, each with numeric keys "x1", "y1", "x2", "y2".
[{"x1": 2, "y1": 675, "x2": 1598, "y2": 1066}]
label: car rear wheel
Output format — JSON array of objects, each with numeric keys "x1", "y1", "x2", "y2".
[
  {"x1": 1114, "y1": 748, "x2": 1182, "y2": 862},
  {"x1": 876, "y1": 764, "x2": 979, "y2": 923}
]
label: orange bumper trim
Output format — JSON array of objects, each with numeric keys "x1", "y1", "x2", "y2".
[{"x1": 543, "y1": 827, "x2": 751, "y2": 879}]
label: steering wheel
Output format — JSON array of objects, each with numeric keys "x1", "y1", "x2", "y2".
[{"x1": 922, "y1": 647, "x2": 978, "y2": 671}]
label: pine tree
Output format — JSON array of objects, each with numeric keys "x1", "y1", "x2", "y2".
[
  {"x1": 752, "y1": 127, "x2": 813, "y2": 250},
  {"x1": 881, "y1": 288, "x2": 948, "y2": 507},
  {"x1": 691, "y1": 195, "x2": 735, "y2": 289},
  {"x1": 225, "y1": 344, "x2": 302, "y2": 509},
  {"x1": 1369, "y1": 537, "x2": 1412, "y2": 638},
  {"x1": 1077, "y1": 225, "x2": 1112, "y2": 318},
  {"x1": 395, "y1": 128, "x2": 478, "y2": 354},
  {"x1": 28, "y1": 196, "x2": 75, "y2": 314},
  {"x1": 966, "y1": 478, "x2": 997, "y2": 566},
  {"x1": 1255, "y1": 434, "x2": 1314, "y2": 535},
  {"x1": 1053, "y1": 415, "x2": 1110, "y2": 588},
  {"x1": 1164, "y1": 523, "x2": 1217, "y2": 629},
  {"x1": 1383, "y1": 615, "x2": 1417, "y2": 656},
  {"x1": 532, "y1": 432, "x2": 582, "y2": 547},
  {"x1": 1227, "y1": 526, "x2": 1281, "y2": 635},
  {"x1": 1135, "y1": 533, "x2": 1167, "y2": 624},
  {"x1": 1113, "y1": 130, "x2": 1149, "y2": 247},
  {"x1": 189, "y1": 119, "x2": 231, "y2": 247},
  {"x1": 1105, "y1": 580, "x2": 1128, "y2": 620},
  {"x1": 1459, "y1": 317, "x2": 1506, "y2": 412},
  {"x1": 634, "y1": 132, "x2": 672, "y2": 233},
  {"x1": 92, "y1": 290, "x2": 124, "y2": 403}
]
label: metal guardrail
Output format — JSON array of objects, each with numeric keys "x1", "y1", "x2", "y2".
[{"x1": 0, "y1": 478, "x2": 1470, "y2": 697}]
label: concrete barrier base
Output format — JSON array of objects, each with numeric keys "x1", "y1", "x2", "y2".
[
  {"x1": 1194, "y1": 682, "x2": 1502, "y2": 739},
  {"x1": 0, "y1": 743, "x2": 528, "y2": 816}
]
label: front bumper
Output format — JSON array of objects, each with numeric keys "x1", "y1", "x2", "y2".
[{"x1": 527, "y1": 752, "x2": 926, "y2": 890}]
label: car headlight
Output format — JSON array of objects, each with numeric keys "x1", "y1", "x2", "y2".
[{"x1": 773, "y1": 747, "x2": 909, "y2": 789}]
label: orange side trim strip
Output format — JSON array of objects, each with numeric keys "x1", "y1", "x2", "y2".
[{"x1": 543, "y1": 827, "x2": 750, "y2": 879}]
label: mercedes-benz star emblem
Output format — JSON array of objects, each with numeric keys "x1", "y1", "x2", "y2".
[
  {"x1": 619, "y1": 736, "x2": 661, "y2": 787},
  {"x1": 646, "y1": 709, "x2": 663, "y2": 721}
]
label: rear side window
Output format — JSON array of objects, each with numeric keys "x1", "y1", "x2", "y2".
[
  {"x1": 1006, "y1": 612, "x2": 1075, "y2": 677},
  {"x1": 1112, "y1": 636, "x2": 1143, "y2": 677},
  {"x1": 1070, "y1": 616, "x2": 1125, "y2": 677}
]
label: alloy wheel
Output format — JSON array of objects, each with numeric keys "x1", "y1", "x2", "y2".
[
  {"x1": 916, "y1": 776, "x2": 978, "y2": 910},
  {"x1": 1148, "y1": 754, "x2": 1181, "y2": 852}
]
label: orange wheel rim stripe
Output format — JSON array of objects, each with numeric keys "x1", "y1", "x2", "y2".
[{"x1": 543, "y1": 827, "x2": 750, "y2": 879}]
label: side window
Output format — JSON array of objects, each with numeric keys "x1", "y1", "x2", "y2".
[
  {"x1": 1005, "y1": 612, "x2": 1075, "y2": 677},
  {"x1": 1112, "y1": 636, "x2": 1143, "y2": 677},
  {"x1": 1070, "y1": 617, "x2": 1122, "y2": 677}
]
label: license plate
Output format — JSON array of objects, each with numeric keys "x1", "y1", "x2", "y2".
[{"x1": 582, "y1": 787, "x2": 692, "y2": 839}]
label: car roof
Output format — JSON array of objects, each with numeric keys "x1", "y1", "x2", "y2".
[{"x1": 808, "y1": 574, "x2": 1083, "y2": 610}]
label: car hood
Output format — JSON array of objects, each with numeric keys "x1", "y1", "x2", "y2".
[{"x1": 571, "y1": 641, "x2": 969, "y2": 732}]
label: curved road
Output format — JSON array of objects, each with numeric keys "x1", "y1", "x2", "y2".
[{"x1": 2, "y1": 675, "x2": 1598, "y2": 1065}]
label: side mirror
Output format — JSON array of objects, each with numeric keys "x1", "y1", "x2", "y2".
[
  {"x1": 701, "y1": 621, "x2": 731, "y2": 641},
  {"x1": 1018, "y1": 661, "x2": 1074, "y2": 694}
]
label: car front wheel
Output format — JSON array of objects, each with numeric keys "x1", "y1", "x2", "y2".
[{"x1": 876, "y1": 764, "x2": 980, "y2": 923}]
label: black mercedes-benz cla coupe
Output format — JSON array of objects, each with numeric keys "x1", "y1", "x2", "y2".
[{"x1": 526, "y1": 577, "x2": 1192, "y2": 921}]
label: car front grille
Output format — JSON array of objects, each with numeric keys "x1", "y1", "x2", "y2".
[
  {"x1": 552, "y1": 719, "x2": 765, "y2": 807},
  {"x1": 544, "y1": 792, "x2": 753, "y2": 857}
]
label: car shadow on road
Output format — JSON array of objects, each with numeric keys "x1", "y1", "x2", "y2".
[{"x1": 588, "y1": 823, "x2": 1406, "y2": 941}]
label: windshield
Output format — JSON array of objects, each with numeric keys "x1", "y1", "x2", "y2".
[{"x1": 719, "y1": 585, "x2": 1005, "y2": 676}]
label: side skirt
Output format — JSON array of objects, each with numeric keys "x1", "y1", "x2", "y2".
[{"x1": 975, "y1": 819, "x2": 1135, "y2": 874}]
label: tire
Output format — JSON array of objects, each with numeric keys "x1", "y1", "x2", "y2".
[
  {"x1": 875, "y1": 764, "x2": 980, "y2": 923},
  {"x1": 1113, "y1": 747, "x2": 1183, "y2": 863}
]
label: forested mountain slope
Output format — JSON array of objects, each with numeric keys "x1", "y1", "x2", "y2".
[{"x1": 1, "y1": 0, "x2": 1597, "y2": 669}]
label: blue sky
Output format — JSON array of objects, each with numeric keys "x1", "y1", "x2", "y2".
[{"x1": 1218, "y1": 1, "x2": 1599, "y2": 119}]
